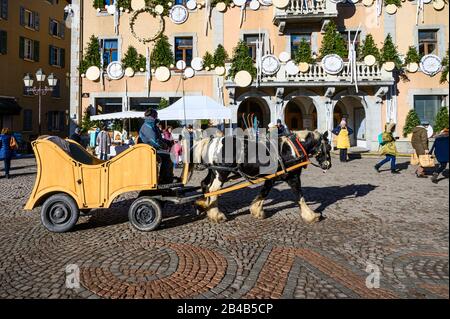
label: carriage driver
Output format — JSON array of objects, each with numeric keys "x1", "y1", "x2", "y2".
[{"x1": 139, "y1": 108, "x2": 174, "y2": 184}]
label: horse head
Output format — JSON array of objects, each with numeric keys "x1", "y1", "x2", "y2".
[{"x1": 293, "y1": 130, "x2": 332, "y2": 171}]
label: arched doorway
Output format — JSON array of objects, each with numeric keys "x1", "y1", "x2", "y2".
[
  {"x1": 237, "y1": 97, "x2": 270, "y2": 129},
  {"x1": 334, "y1": 97, "x2": 367, "y2": 148},
  {"x1": 284, "y1": 97, "x2": 317, "y2": 131}
]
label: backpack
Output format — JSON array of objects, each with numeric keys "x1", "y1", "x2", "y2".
[{"x1": 378, "y1": 133, "x2": 386, "y2": 146}]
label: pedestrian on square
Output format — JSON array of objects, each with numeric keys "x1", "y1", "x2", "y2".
[
  {"x1": 332, "y1": 119, "x2": 353, "y2": 162},
  {"x1": 411, "y1": 121, "x2": 430, "y2": 178},
  {"x1": 430, "y1": 128, "x2": 449, "y2": 184},
  {"x1": 163, "y1": 126, "x2": 173, "y2": 141},
  {"x1": 96, "y1": 124, "x2": 111, "y2": 161},
  {"x1": 70, "y1": 127, "x2": 82, "y2": 144},
  {"x1": 374, "y1": 122, "x2": 400, "y2": 174},
  {"x1": 0, "y1": 128, "x2": 15, "y2": 179}
]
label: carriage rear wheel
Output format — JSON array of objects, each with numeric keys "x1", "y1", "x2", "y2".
[
  {"x1": 128, "y1": 197, "x2": 162, "y2": 232},
  {"x1": 41, "y1": 194, "x2": 80, "y2": 233}
]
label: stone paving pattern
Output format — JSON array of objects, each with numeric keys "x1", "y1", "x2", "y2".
[{"x1": 0, "y1": 156, "x2": 448, "y2": 299}]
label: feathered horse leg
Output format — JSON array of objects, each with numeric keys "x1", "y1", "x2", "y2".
[
  {"x1": 286, "y1": 173, "x2": 321, "y2": 224},
  {"x1": 250, "y1": 179, "x2": 274, "y2": 219}
]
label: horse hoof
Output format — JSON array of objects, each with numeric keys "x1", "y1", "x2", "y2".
[{"x1": 207, "y1": 209, "x2": 227, "y2": 223}]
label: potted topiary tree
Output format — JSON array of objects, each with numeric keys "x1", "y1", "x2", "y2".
[
  {"x1": 434, "y1": 107, "x2": 449, "y2": 133},
  {"x1": 319, "y1": 21, "x2": 347, "y2": 60},
  {"x1": 213, "y1": 45, "x2": 229, "y2": 76},
  {"x1": 122, "y1": 46, "x2": 146, "y2": 73},
  {"x1": 150, "y1": 35, "x2": 174, "y2": 69},
  {"x1": 294, "y1": 38, "x2": 315, "y2": 73},
  {"x1": 440, "y1": 48, "x2": 449, "y2": 84},
  {"x1": 404, "y1": 46, "x2": 421, "y2": 73},
  {"x1": 381, "y1": 34, "x2": 402, "y2": 72},
  {"x1": 79, "y1": 35, "x2": 101, "y2": 76},
  {"x1": 359, "y1": 34, "x2": 380, "y2": 66},
  {"x1": 228, "y1": 40, "x2": 257, "y2": 81},
  {"x1": 403, "y1": 109, "x2": 421, "y2": 139},
  {"x1": 202, "y1": 51, "x2": 214, "y2": 71}
]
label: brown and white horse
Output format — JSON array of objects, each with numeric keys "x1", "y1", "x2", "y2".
[{"x1": 185, "y1": 130, "x2": 332, "y2": 224}]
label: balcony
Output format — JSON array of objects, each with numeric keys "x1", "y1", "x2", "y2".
[
  {"x1": 225, "y1": 62, "x2": 395, "y2": 89},
  {"x1": 273, "y1": 0, "x2": 338, "y2": 32}
]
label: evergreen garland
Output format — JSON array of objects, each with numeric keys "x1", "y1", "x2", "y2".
[
  {"x1": 203, "y1": 52, "x2": 214, "y2": 69},
  {"x1": 403, "y1": 109, "x2": 421, "y2": 137},
  {"x1": 79, "y1": 35, "x2": 101, "y2": 74},
  {"x1": 228, "y1": 40, "x2": 257, "y2": 80},
  {"x1": 117, "y1": 0, "x2": 132, "y2": 10},
  {"x1": 440, "y1": 48, "x2": 449, "y2": 84},
  {"x1": 319, "y1": 21, "x2": 347, "y2": 59},
  {"x1": 213, "y1": 45, "x2": 229, "y2": 67},
  {"x1": 211, "y1": 0, "x2": 233, "y2": 6},
  {"x1": 434, "y1": 107, "x2": 449, "y2": 133},
  {"x1": 384, "y1": 0, "x2": 402, "y2": 7},
  {"x1": 358, "y1": 34, "x2": 380, "y2": 63},
  {"x1": 381, "y1": 34, "x2": 402, "y2": 68},
  {"x1": 150, "y1": 35, "x2": 174, "y2": 68},
  {"x1": 294, "y1": 38, "x2": 314, "y2": 64},
  {"x1": 122, "y1": 46, "x2": 146, "y2": 71},
  {"x1": 404, "y1": 46, "x2": 421, "y2": 65},
  {"x1": 158, "y1": 98, "x2": 169, "y2": 110}
]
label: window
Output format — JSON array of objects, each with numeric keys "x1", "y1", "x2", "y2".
[
  {"x1": 95, "y1": 98, "x2": 123, "y2": 114},
  {"x1": 0, "y1": 0, "x2": 8, "y2": 20},
  {"x1": 20, "y1": 7, "x2": 39, "y2": 31},
  {"x1": 291, "y1": 34, "x2": 311, "y2": 57},
  {"x1": 49, "y1": 19, "x2": 65, "y2": 38},
  {"x1": 174, "y1": 37, "x2": 193, "y2": 66},
  {"x1": 414, "y1": 95, "x2": 448, "y2": 127},
  {"x1": 175, "y1": 0, "x2": 187, "y2": 4},
  {"x1": 0, "y1": 30, "x2": 6, "y2": 55},
  {"x1": 47, "y1": 111, "x2": 65, "y2": 132},
  {"x1": 23, "y1": 110, "x2": 33, "y2": 131},
  {"x1": 418, "y1": 29, "x2": 438, "y2": 55},
  {"x1": 101, "y1": 39, "x2": 118, "y2": 66},
  {"x1": 51, "y1": 79, "x2": 61, "y2": 98},
  {"x1": 340, "y1": 31, "x2": 360, "y2": 53},
  {"x1": 244, "y1": 34, "x2": 263, "y2": 61},
  {"x1": 19, "y1": 37, "x2": 39, "y2": 61},
  {"x1": 130, "y1": 97, "x2": 162, "y2": 112},
  {"x1": 49, "y1": 45, "x2": 65, "y2": 67}
]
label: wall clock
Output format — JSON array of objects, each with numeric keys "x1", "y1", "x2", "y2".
[
  {"x1": 420, "y1": 54, "x2": 442, "y2": 76},
  {"x1": 322, "y1": 54, "x2": 344, "y2": 75},
  {"x1": 170, "y1": 5, "x2": 189, "y2": 24},
  {"x1": 261, "y1": 55, "x2": 281, "y2": 75},
  {"x1": 106, "y1": 61, "x2": 125, "y2": 80}
]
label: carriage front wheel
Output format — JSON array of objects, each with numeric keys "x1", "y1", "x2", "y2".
[
  {"x1": 128, "y1": 197, "x2": 162, "y2": 232},
  {"x1": 41, "y1": 194, "x2": 80, "y2": 233}
]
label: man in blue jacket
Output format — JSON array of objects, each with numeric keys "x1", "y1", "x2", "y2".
[
  {"x1": 430, "y1": 128, "x2": 449, "y2": 184},
  {"x1": 139, "y1": 108, "x2": 174, "y2": 184}
]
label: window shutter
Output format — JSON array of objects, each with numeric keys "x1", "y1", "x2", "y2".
[
  {"x1": 33, "y1": 40, "x2": 39, "y2": 62},
  {"x1": 34, "y1": 12, "x2": 40, "y2": 30},
  {"x1": 60, "y1": 48, "x2": 65, "y2": 68},
  {"x1": 0, "y1": 30, "x2": 6, "y2": 54},
  {"x1": 49, "y1": 18, "x2": 52, "y2": 35},
  {"x1": 1, "y1": 0, "x2": 8, "y2": 20},
  {"x1": 19, "y1": 6, "x2": 24, "y2": 26},
  {"x1": 60, "y1": 23, "x2": 65, "y2": 39},
  {"x1": 59, "y1": 111, "x2": 65, "y2": 130},
  {"x1": 48, "y1": 112, "x2": 53, "y2": 132},
  {"x1": 49, "y1": 45, "x2": 53, "y2": 65},
  {"x1": 19, "y1": 36, "x2": 24, "y2": 59}
]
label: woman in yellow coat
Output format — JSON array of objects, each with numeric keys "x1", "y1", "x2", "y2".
[
  {"x1": 332, "y1": 119, "x2": 353, "y2": 162},
  {"x1": 374, "y1": 122, "x2": 400, "y2": 174}
]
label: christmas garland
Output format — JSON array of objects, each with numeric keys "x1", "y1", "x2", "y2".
[{"x1": 130, "y1": 8, "x2": 165, "y2": 44}]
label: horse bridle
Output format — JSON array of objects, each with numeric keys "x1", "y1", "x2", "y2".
[{"x1": 308, "y1": 136, "x2": 330, "y2": 169}]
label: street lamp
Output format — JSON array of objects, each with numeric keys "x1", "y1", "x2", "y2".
[{"x1": 23, "y1": 69, "x2": 58, "y2": 136}]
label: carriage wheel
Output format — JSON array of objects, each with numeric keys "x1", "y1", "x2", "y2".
[
  {"x1": 128, "y1": 197, "x2": 162, "y2": 232},
  {"x1": 41, "y1": 194, "x2": 80, "y2": 233}
]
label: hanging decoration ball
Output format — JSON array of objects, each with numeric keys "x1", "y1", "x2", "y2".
[
  {"x1": 406, "y1": 62, "x2": 419, "y2": 73},
  {"x1": 191, "y1": 57, "x2": 204, "y2": 71},
  {"x1": 154, "y1": 5, "x2": 164, "y2": 15},
  {"x1": 298, "y1": 62, "x2": 310, "y2": 73},
  {"x1": 186, "y1": 0, "x2": 198, "y2": 10},
  {"x1": 364, "y1": 55, "x2": 377, "y2": 66},
  {"x1": 197, "y1": 3, "x2": 202, "y2": 9},
  {"x1": 234, "y1": 70, "x2": 253, "y2": 87},
  {"x1": 155, "y1": 66, "x2": 171, "y2": 82},
  {"x1": 119, "y1": 7, "x2": 124, "y2": 12},
  {"x1": 215, "y1": 66, "x2": 226, "y2": 76},
  {"x1": 433, "y1": 0, "x2": 445, "y2": 10},
  {"x1": 125, "y1": 9, "x2": 130, "y2": 13},
  {"x1": 385, "y1": 4, "x2": 398, "y2": 15},
  {"x1": 233, "y1": 0, "x2": 247, "y2": 6},
  {"x1": 205, "y1": 66, "x2": 211, "y2": 71},
  {"x1": 139, "y1": 67, "x2": 145, "y2": 72},
  {"x1": 362, "y1": 0, "x2": 374, "y2": 6},
  {"x1": 125, "y1": 67, "x2": 135, "y2": 77},
  {"x1": 259, "y1": 0, "x2": 273, "y2": 6},
  {"x1": 170, "y1": 64, "x2": 175, "y2": 68},
  {"x1": 273, "y1": 0, "x2": 290, "y2": 9},
  {"x1": 168, "y1": 2, "x2": 173, "y2": 6},
  {"x1": 131, "y1": 0, "x2": 146, "y2": 11},
  {"x1": 216, "y1": 2, "x2": 227, "y2": 12},
  {"x1": 176, "y1": 60, "x2": 187, "y2": 70},
  {"x1": 81, "y1": 73, "x2": 86, "y2": 78},
  {"x1": 97, "y1": 8, "x2": 101, "y2": 12},
  {"x1": 383, "y1": 61, "x2": 396, "y2": 72},
  {"x1": 86, "y1": 66, "x2": 101, "y2": 81},
  {"x1": 278, "y1": 51, "x2": 291, "y2": 63},
  {"x1": 250, "y1": 0, "x2": 261, "y2": 10},
  {"x1": 285, "y1": 61, "x2": 299, "y2": 76},
  {"x1": 184, "y1": 67, "x2": 195, "y2": 78}
]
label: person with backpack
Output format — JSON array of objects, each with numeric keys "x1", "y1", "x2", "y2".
[
  {"x1": 430, "y1": 128, "x2": 449, "y2": 184},
  {"x1": 374, "y1": 122, "x2": 400, "y2": 174},
  {"x1": 0, "y1": 128, "x2": 17, "y2": 179}
]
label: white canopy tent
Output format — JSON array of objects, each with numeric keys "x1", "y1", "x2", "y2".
[
  {"x1": 157, "y1": 96, "x2": 231, "y2": 121},
  {"x1": 90, "y1": 111, "x2": 145, "y2": 121}
]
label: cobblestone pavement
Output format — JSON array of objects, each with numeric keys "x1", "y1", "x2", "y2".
[{"x1": 0, "y1": 156, "x2": 448, "y2": 299}]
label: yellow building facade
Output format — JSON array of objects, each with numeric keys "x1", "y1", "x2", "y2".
[
  {"x1": 70, "y1": 0, "x2": 449, "y2": 152},
  {"x1": 0, "y1": 0, "x2": 71, "y2": 140}
]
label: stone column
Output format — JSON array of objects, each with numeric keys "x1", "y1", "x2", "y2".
[{"x1": 69, "y1": 0, "x2": 82, "y2": 135}]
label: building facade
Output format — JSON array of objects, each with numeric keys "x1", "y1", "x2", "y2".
[
  {"x1": 0, "y1": 0, "x2": 71, "y2": 140},
  {"x1": 70, "y1": 0, "x2": 449, "y2": 152}
]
